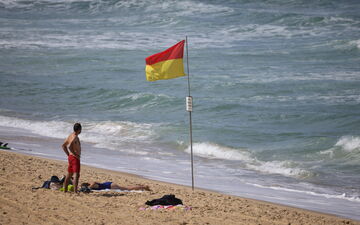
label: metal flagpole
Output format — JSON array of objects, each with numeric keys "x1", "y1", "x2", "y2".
[{"x1": 185, "y1": 36, "x2": 194, "y2": 191}]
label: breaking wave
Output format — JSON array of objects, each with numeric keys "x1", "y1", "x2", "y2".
[
  {"x1": 185, "y1": 142, "x2": 311, "y2": 178},
  {"x1": 335, "y1": 136, "x2": 360, "y2": 152},
  {"x1": 0, "y1": 115, "x2": 156, "y2": 152},
  {"x1": 320, "y1": 136, "x2": 360, "y2": 159},
  {"x1": 248, "y1": 183, "x2": 360, "y2": 203}
]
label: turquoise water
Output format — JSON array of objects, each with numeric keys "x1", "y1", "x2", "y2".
[{"x1": 1, "y1": 0, "x2": 360, "y2": 219}]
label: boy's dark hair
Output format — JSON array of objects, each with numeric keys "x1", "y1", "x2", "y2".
[{"x1": 73, "y1": 123, "x2": 82, "y2": 132}]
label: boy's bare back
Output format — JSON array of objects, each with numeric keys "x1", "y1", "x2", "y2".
[{"x1": 63, "y1": 132, "x2": 81, "y2": 159}]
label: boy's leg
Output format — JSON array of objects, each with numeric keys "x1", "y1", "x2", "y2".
[
  {"x1": 63, "y1": 172, "x2": 73, "y2": 192},
  {"x1": 74, "y1": 172, "x2": 80, "y2": 193}
]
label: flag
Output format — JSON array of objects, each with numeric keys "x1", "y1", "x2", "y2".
[{"x1": 145, "y1": 40, "x2": 186, "y2": 81}]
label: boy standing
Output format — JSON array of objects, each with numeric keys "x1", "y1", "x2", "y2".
[{"x1": 62, "y1": 123, "x2": 82, "y2": 193}]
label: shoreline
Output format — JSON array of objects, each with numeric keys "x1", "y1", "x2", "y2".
[
  {"x1": 1, "y1": 124, "x2": 360, "y2": 221},
  {"x1": 1, "y1": 150, "x2": 359, "y2": 225}
]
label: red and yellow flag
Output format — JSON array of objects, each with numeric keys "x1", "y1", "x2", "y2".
[{"x1": 145, "y1": 40, "x2": 186, "y2": 81}]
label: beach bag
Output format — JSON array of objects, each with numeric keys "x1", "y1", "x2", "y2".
[
  {"x1": 146, "y1": 194, "x2": 183, "y2": 206},
  {"x1": 41, "y1": 176, "x2": 63, "y2": 189},
  {"x1": 32, "y1": 175, "x2": 64, "y2": 190}
]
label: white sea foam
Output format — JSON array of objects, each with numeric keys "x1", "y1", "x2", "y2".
[
  {"x1": 246, "y1": 161, "x2": 310, "y2": 177},
  {"x1": 0, "y1": 27, "x2": 225, "y2": 50},
  {"x1": 185, "y1": 142, "x2": 252, "y2": 161},
  {"x1": 327, "y1": 16, "x2": 357, "y2": 23},
  {"x1": 0, "y1": 0, "x2": 233, "y2": 16},
  {"x1": 319, "y1": 136, "x2": 360, "y2": 161},
  {"x1": 1, "y1": 17, "x2": 351, "y2": 51},
  {"x1": 349, "y1": 40, "x2": 360, "y2": 49},
  {"x1": 0, "y1": 20, "x2": 327, "y2": 51},
  {"x1": 83, "y1": 120, "x2": 155, "y2": 142},
  {"x1": 185, "y1": 142, "x2": 309, "y2": 178},
  {"x1": 331, "y1": 39, "x2": 360, "y2": 51},
  {"x1": 319, "y1": 149, "x2": 334, "y2": 158},
  {"x1": 335, "y1": 136, "x2": 360, "y2": 152},
  {"x1": 224, "y1": 71, "x2": 360, "y2": 84},
  {"x1": 247, "y1": 183, "x2": 360, "y2": 203},
  {"x1": 145, "y1": 0, "x2": 233, "y2": 16},
  {"x1": 0, "y1": 31, "x2": 161, "y2": 50},
  {"x1": 0, "y1": 115, "x2": 69, "y2": 139},
  {"x1": 221, "y1": 92, "x2": 360, "y2": 106},
  {"x1": 215, "y1": 24, "x2": 328, "y2": 43},
  {"x1": 0, "y1": 115, "x2": 156, "y2": 154}
]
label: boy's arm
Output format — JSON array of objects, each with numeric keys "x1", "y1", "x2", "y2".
[{"x1": 62, "y1": 138, "x2": 70, "y2": 156}]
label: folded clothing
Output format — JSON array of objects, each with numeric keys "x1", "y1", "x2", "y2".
[{"x1": 146, "y1": 194, "x2": 183, "y2": 206}]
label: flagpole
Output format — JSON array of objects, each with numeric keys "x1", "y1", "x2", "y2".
[{"x1": 185, "y1": 36, "x2": 194, "y2": 191}]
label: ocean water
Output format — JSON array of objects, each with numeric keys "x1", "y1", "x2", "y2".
[{"x1": 1, "y1": 0, "x2": 360, "y2": 220}]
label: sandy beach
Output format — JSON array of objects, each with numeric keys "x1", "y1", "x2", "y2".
[
  {"x1": 0, "y1": 150, "x2": 358, "y2": 225},
  {"x1": 2, "y1": 0, "x2": 360, "y2": 224}
]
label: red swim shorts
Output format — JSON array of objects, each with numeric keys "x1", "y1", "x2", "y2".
[{"x1": 68, "y1": 155, "x2": 80, "y2": 173}]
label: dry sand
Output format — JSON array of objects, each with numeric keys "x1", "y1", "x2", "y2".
[{"x1": 0, "y1": 150, "x2": 359, "y2": 225}]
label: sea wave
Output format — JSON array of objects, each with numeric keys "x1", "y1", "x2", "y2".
[
  {"x1": 247, "y1": 183, "x2": 360, "y2": 203},
  {"x1": 319, "y1": 136, "x2": 360, "y2": 163},
  {"x1": 1, "y1": 0, "x2": 359, "y2": 52},
  {"x1": 145, "y1": 0, "x2": 233, "y2": 16},
  {"x1": 185, "y1": 142, "x2": 311, "y2": 178},
  {"x1": 0, "y1": 115, "x2": 70, "y2": 139},
  {"x1": 211, "y1": 93, "x2": 360, "y2": 106},
  {"x1": 184, "y1": 142, "x2": 252, "y2": 161},
  {"x1": 0, "y1": 0, "x2": 232, "y2": 15},
  {"x1": 335, "y1": 136, "x2": 360, "y2": 152},
  {"x1": 219, "y1": 24, "x2": 319, "y2": 40},
  {"x1": 99, "y1": 92, "x2": 180, "y2": 114},
  {"x1": 349, "y1": 40, "x2": 360, "y2": 50},
  {"x1": 246, "y1": 160, "x2": 311, "y2": 178},
  {"x1": 0, "y1": 30, "x2": 166, "y2": 50},
  {"x1": 0, "y1": 115, "x2": 157, "y2": 152},
  {"x1": 4, "y1": 0, "x2": 358, "y2": 51}
]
